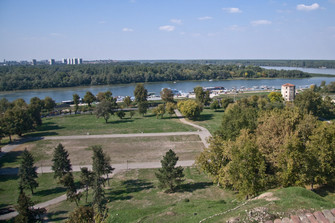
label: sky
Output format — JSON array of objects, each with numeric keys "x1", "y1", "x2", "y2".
[{"x1": 0, "y1": 0, "x2": 335, "y2": 61}]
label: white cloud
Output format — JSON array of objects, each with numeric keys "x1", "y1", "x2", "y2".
[
  {"x1": 228, "y1": 25, "x2": 245, "y2": 31},
  {"x1": 122, "y1": 28, "x2": 134, "y2": 32},
  {"x1": 198, "y1": 16, "x2": 213, "y2": 21},
  {"x1": 170, "y1": 19, "x2": 182, "y2": 25},
  {"x1": 296, "y1": 3, "x2": 320, "y2": 11},
  {"x1": 222, "y1": 8, "x2": 242, "y2": 13},
  {"x1": 159, "y1": 25, "x2": 175, "y2": 32},
  {"x1": 251, "y1": 20, "x2": 272, "y2": 26}
]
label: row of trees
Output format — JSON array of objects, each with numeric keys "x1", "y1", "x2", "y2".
[
  {"x1": 197, "y1": 90, "x2": 335, "y2": 198},
  {"x1": 0, "y1": 96, "x2": 56, "y2": 142},
  {"x1": 0, "y1": 63, "x2": 310, "y2": 91}
]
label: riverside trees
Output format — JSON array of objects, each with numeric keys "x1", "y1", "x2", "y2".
[{"x1": 197, "y1": 94, "x2": 335, "y2": 198}]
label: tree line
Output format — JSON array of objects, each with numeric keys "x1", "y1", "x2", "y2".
[
  {"x1": 0, "y1": 63, "x2": 309, "y2": 91},
  {"x1": 196, "y1": 88, "x2": 335, "y2": 199}
]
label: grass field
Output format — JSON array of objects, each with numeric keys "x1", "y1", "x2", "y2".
[
  {"x1": 42, "y1": 168, "x2": 335, "y2": 223},
  {"x1": 191, "y1": 108, "x2": 225, "y2": 134},
  {"x1": 0, "y1": 135, "x2": 203, "y2": 168},
  {"x1": 0, "y1": 172, "x2": 81, "y2": 209},
  {"x1": 24, "y1": 110, "x2": 196, "y2": 138}
]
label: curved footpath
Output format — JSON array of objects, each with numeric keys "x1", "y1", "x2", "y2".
[{"x1": 0, "y1": 110, "x2": 212, "y2": 220}]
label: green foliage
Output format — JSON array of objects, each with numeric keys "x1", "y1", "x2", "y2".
[
  {"x1": 15, "y1": 189, "x2": 36, "y2": 223},
  {"x1": 220, "y1": 98, "x2": 234, "y2": 109},
  {"x1": 116, "y1": 110, "x2": 125, "y2": 119},
  {"x1": 93, "y1": 176, "x2": 106, "y2": 215},
  {"x1": 92, "y1": 145, "x2": 114, "y2": 180},
  {"x1": 194, "y1": 86, "x2": 211, "y2": 105},
  {"x1": 67, "y1": 205, "x2": 95, "y2": 223},
  {"x1": 134, "y1": 83, "x2": 148, "y2": 103},
  {"x1": 160, "y1": 88, "x2": 174, "y2": 103},
  {"x1": 210, "y1": 100, "x2": 220, "y2": 111},
  {"x1": 60, "y1": 172, "x2": 82, "y2": 206},
  {"x1": 268, "y1": 92, "x2": 283, "y2": 103},
  {"x1": 73, "y1": 94, "x2": 80, "y2": 114},
  {"x1": 177, "y1": 100, "x2": 203, "y2": 120},
  {"x1": 153, "y1": 104, "x2": 165, "y2": 119},
  {"x1": 0, "y1": 63, "x2": 311, "y2": 91},
  {"x1": 80, "y1": 167, "x2": 94, "y2": 203},
  {"x1": 18, "y1": 149, "x2": 38, "y2": 194},
  {"x1": 95, "y1": 99, "x2": 115, "y2": 123},
  {"x1": 129, "y1": 110, "x2": 135, "y2": 119},
  {"x1": 84, "y1": 91, "x2": 96, "y2": 107},
  {"x1": 216, "y1": 102, "x2": 258, "y2": 141},
  {"x1": 138, "y1": 102, "x2": 148, "y2": 116},
  {"x1": 165, "y1": 102, "x2": 176, "y2": 117},
  {"x1": 96, "y1": 91, "x2": 113, "y2": 102},
  {"x1": 51, "y1": 143, "x2": 72, "y2": 180},
  {"x1": 294, "y1": 89, "x2": 335, "y2": 118},
  {"x1": 43, "y1": 96, "x2": 56, "y2": 111},
  {"x1": 155, "y1": 149, "x2": 184, "y2": 192},
  {"x1": 123, "y1": 96, "x2": 132, "y2": 107}
]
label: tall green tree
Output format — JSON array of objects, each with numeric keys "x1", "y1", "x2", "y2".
[
  {"x1": 43, "y1": 96, "x2": 56, "y2": 111},
  {"x1": 92, "y1": 145, "x2": 114, "y2": 185},
  {"x1": 18, "y1": 149, "x2": 38, "y2": 194},
  {"x1": 73, "y1": 94, "x2": 80, "y2": 114},
  {"x1": 66, "y1": 206, "x2": 94, "y2": 223},
  {"x1": 155, "y1": 149, "x2": 184, "y2": 192},
  {"x1": 268, "y1": 92, "x2": 283, "y2": 103},
  {"x1": 177, "y1": 100, "x2": 203, "y2": 120},
  {"x1": 60, "y1": 172, "x2": 82, "y2": 206},
  {"x1": 153, "y1": 104, "x2": 165, "y2": 119},
  {"x1": 123, "y1": 96, "x2": 132, "y2": 107},
  {"x1": 51, "y1": 143, "x2": 72, "y2": 180},
  {"x1": 92, "y1": 176, "x2": 105, "y2": 215},
  {"x1": 84, "y1": 91, "x2": 96, "y2": 108},
  {"x1": 95, "y1": 99, "x2": 113, "y2": 123},
  {"x1": 134, "y1": 83, "x2": 148, "y2": 103},
  {"x1": 165, "y1": 102, "x2": 176, "y2": 118},
  {"x1": 80, "y1": 167, "x2": 94, "y2": 203},
  {"x1": 14, "y1": 189, "x2": 36, "y2": 223},
  {"x1": 138, "y1": 102, "x2": 148, "y2": 117},
  {"x1": 160, "y1": 88, "x2": 174, "y2": 103}
]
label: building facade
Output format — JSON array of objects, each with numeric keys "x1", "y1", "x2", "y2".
[{"x1": 281, "y1": 83, "x2": 296, "y2": 101}]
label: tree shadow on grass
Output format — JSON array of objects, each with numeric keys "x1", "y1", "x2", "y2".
[
  {"x1": 24, "y1": 122, "x2": 64, "y2": 137},
  {"x1": 197, "y1": 114, "x2": 214, "y2": 121},
  {"x1": 0, "y1": 151, "x2": 23, "y2": 169},
  {"x1": 313, "y1": 185, "x2": 335, "y2": 197},
  {"x1": 108, "y1": 119, "x2": 134, "y2": 124},
  {"x1": 177, "y1": 182, "x2": 213, "y2": 193},
  {"x1": 34, "y1": 187, "x2": 66, "y2": 197},
  {"x1": 46, "y1": 210, "x2": 68, "y2": 222},
  {"x1": 106, "y1": 179, "x2": 153, "y2": 201}
]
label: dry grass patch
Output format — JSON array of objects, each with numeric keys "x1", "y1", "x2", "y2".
[{"x1": 25, "y1": 135, "x2": 203, "y2": 166}]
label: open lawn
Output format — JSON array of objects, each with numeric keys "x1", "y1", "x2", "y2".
[
  {"x1": 43, "y1": 168, "x2": 335, "y2": 223},
  {"x1": 191, "y1": 108, "x2": 225, "y2": 134},
  {"x1": 24, "y1": 110, "x2": 196, "y2": 138},
  {"x1": 0, "y1": 172, "x2": 81, "y2": 209},
  {"x1": 0, "y1": 135, "x2": 203, "y2": 168}
]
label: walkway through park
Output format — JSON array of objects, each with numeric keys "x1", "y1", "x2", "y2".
[{"x1": 0, "y1": 110, "x2": 212, "y2": 220}]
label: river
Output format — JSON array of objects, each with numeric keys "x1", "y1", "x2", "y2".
[{"x1": 1, "y1": 67, "x2": 335, "y2": 103}]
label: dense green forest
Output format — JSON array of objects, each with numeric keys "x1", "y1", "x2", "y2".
[{"x1": 0, "y1": 63, "x2": 309, "y2": 91}]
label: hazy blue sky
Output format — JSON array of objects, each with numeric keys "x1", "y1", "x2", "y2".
[{"x1": 1, "y1": 0, "x2": 334, "y2": 61}]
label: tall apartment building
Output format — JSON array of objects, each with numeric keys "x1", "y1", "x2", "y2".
[
  {"x1": 32, "y1": 59, "x2": 37, "y2": 65},
  {"x1": 281, "y1": 83, "x2": 296, "y2": 101},
  {"x1": 49, "y1": 59, "x2": 55, "y2": 65},
  {"x1": 65, "y1": 58, "x2": 82, "y2": 65}
]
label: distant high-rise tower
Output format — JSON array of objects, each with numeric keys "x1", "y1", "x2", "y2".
[
  {"x1": 79, "y1": 58, "x2": 83, "y2": 64},
  {"x1": 49, "y1": 59, "x2": 55, "y2": 65},
  {"x1": 281, "y1": 83, "x2": 296, "y2": 101},
  {"x1": 32, "y1": 59, "x2": 37, "y2": 65},
  {"x1": 62, "y1": 58, "x2": 67, "y2": 64}
]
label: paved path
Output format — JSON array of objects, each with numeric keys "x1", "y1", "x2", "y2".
[
  {"x1": 267, "y1": 209, "x2": 335, "y2": 223},
  {"x1": 0, "y1": 160, "x2": 195, "y2": 220},
  {"x1": 174, "y1": 109, "x2": 212, "y2": 148},
  {"x1": 0, "y1": 109, "x2": 211, "y2": 220}
]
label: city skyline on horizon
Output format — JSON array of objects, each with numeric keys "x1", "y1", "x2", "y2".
[{"x1": 1, "y1": 0, "x2": 335, "y2": 61}]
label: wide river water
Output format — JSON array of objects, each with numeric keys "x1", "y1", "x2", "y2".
[{"x1": 1, "y1": 66, "x2": 335, "y2": 102}]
